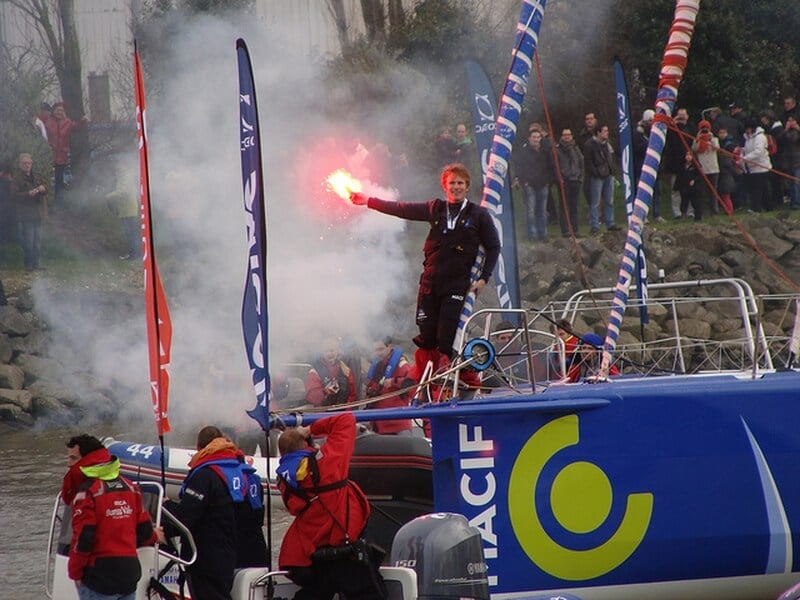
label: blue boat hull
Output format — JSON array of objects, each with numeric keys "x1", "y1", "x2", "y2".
[{"x1": 425, "y1": 371, "x2": 800, "y2": 597}]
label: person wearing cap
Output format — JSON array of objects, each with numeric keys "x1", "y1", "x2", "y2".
[
  {"x1": 729, "y1": 102, "x2": 749, "y2": 132},
  {"x1": 567, "y1": 333, "x2": 620, "y2": 382},
  {"x1": 633, "y1": 109, "x2": 663, "y2": 221},
  {"x1": 691, "y1": 119, "x2": 721, "y2": 215}
]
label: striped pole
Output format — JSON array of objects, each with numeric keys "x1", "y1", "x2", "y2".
[
  {"x1": 599, "y1": 0, "x2": 701, "y2": 377},
  {"x1": 454, "y1": 0, "x2": 547, "y2": 353}
]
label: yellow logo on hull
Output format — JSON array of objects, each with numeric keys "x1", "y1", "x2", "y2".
[{"x1": 508, "y1": 414, "x2": 653, "y2": 580}]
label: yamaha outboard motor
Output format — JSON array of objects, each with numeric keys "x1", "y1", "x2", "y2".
[{"x1": 390, "y1": 512, "x2": 489, "y2": 600}]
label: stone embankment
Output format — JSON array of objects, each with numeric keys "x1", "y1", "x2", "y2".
[{"x1": 2, "y1": 215, "x2": 800, "y2": 426}]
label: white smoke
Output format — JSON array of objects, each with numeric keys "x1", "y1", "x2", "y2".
[{"x1": 38, "y1": 10, "x2": 430, "y2": 433}]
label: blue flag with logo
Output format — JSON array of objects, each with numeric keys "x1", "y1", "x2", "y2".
[
  {"x1": 465, "y1": 59, "x2": 521, "y2": 317},
  {"x1": 237, "y1": 39, "x2": 270, "y2": 430},
  {"x1": 614, "y1": 57, "x2": 649, "y2": 324}
]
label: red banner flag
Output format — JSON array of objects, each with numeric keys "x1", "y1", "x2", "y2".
[{"x1": 134, "y1": 45, "x2": 172, "y2": 435}]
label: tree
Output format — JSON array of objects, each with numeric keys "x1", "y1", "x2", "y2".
[
  {"x1": 360, "y1": 0, "x2": 386, "y2": 44},
  {"x1": 325, "y1": 0, "x2": 349, "y2": 51},
  {"x1": 610, "y1": 0, "x2": 800, "y2": 116},
  {"x1": 4, "y1": 0, "x2": 89, "y2": 169},
  {"x1": 6, "y1": 0, "x2": 85, "y2": 118}
]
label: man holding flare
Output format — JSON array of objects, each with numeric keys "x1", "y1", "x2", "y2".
[{"x1": 349, "y1": 163, "x2": 500, "y2": 384}]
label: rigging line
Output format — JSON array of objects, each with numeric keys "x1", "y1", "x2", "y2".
[
  {"x1": 532, "y1": 51, "x2": 609, "y2": 326},
  {"x1": 667, "y1": 117, "x2": 800, "y2": 293}
]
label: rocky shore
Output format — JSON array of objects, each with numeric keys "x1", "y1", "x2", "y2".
[{"x1": 2, "y1": 214, "x2": 800, "y2": 427}]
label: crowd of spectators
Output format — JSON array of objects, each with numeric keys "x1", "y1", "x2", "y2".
[{"x1": 447, "y1": 92, "x2": 800, "y2": 241}]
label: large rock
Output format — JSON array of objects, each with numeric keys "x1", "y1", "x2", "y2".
[
  {"x1": 0, "y1": 402, "x2": 24, "y2": 421},
  {"x1": 14, "y1": 354, "x2": 63, "y2": 385},
  {"x1": 749, "y1": 226, "x2": 794, "y2": 259},
  {"x1": 0, "y1": 364, "x2": 25, "y2": 390},
  {"x1": 27, "y1": 381, "x2": 81, "y2": 406},
  {"x1": 9, "y1": 329, "x2": 47, "y2": 356},
  {"x1": 0, "y1": 305, "x2": 32, "y2": 336},
  {"x1": 0, "y1": 334, "x2": 13, "y2": 364},
  {"x1": 31, "y1": 396, "x2": 65, "y2": 417},
  {"x1": 0, "y1": 389, "x2": 32, "y2": 411}
]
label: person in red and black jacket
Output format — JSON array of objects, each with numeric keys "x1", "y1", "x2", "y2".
[
  {"x1": 350, "y1": 163, "x2": 500, "y2": 385},
  {"x1": 305, "y1": 337, "x2": 357, "y2": 407},
  {"x1": 364, "y1": 335, "x2": 413, "y2": 434},
  {"x1": 64, "y1": 434, "x2": 163, "y2": 600},
  {"x1": 44, "y1": 101, "x2": 88, "y2": 207},
  {"x1": 277, "y1": 412, "x2": 386, "y2": 600}
]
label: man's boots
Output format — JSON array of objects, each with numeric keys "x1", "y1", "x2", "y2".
[{"x1": 412, "y1": 348, "x2": 441, "y2": 383}]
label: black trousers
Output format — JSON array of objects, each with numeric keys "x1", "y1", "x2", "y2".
[
  {"x1": 416, "y1": 289, "x2": 465, "y2": 358},
  {"x1": 288, "y1": 555, "x2": 387, "y2": 600},
  {"x1": 186, "y1": 570, "x2": 233, "y2": 600}
]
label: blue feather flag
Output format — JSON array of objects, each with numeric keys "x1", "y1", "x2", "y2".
[
  {"x1": 237, "y1": 39, "x2": 270, "y2": 430},
  {"x1": 614, "y1": 57, "x2": 649, "y2": 325}
]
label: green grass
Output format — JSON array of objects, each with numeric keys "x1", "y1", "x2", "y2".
[{"x1": 0, "y1": 186, "x2": 142, "y2": 289}]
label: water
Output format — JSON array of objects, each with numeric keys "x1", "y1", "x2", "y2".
[
  {"x1": 0, "y1": 426, "x2": 290, "y2": 600},
  {"x1": 0, "y1": 428, "x2": 72, "y2": 600}
]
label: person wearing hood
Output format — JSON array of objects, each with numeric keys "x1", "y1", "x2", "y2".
[
  {"x1": 741, "y1": 118, "x2": 772, "y2": 212},
  {"x1": 166, "y1": 426, "x2": 266, "y2": 600},
  {"x1": 277, "y1": 412, "x2": 386, "y2": 599},
  {"x1": 63, "y1": 434, "x2": 163, "y2": 600}
]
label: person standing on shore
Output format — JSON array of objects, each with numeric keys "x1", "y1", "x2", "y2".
[{"x1": 11, "y1": 153, "x2": 49, "y2": 271}]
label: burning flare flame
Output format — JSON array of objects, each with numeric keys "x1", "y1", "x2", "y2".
[{"x1": 326, "y1": 169, "x2": 363, "y2": 201}]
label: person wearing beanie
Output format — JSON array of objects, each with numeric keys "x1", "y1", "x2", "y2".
[{"x1": 567, "y1": 333, "x2": 620, "y2": 382}]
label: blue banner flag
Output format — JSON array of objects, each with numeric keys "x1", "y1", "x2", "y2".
[
  {"x1": 454, "y1": 0, "x2": 547, "y2": 353},
  {"x1": 465, "y1": 59, "x2": 521, "y2": 317},
  {"x1": 614, "y1": 57, "x2": 649, "y2": 325},
  {"x1": 237, "y1": 39, "x2": 270, "y2": 430}
]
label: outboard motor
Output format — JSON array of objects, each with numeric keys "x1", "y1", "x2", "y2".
[{"x1": 390, "y1": 512, "x2": 489, "y2": 600}]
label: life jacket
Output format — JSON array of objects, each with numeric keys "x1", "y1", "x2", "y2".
[
  {"x1": 181, "y1": 458, "x2": 263, "y2": 510},
  {"x1": 277, "y1": 448, "x2": 349, "y2": 515},
  {"x1": 366, "y1": 347, "x2": 404, "y2": 390},
  {"x1": 312, "y1": 358, "x2": 351, "y2": 405}
]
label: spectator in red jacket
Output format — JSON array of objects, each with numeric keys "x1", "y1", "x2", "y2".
[
  {"x1": 64, "y1": 434, "x2": 163, "y2": 600},
  {"x1": 44, "y1": 101, "x2": 88, "y2": 207},
  {"x1": 277, "y1": 413, "x2": 386, "y2": 599},
  {"x1": 305, "y1": 337, "x2": 357, "y2": 406}
]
